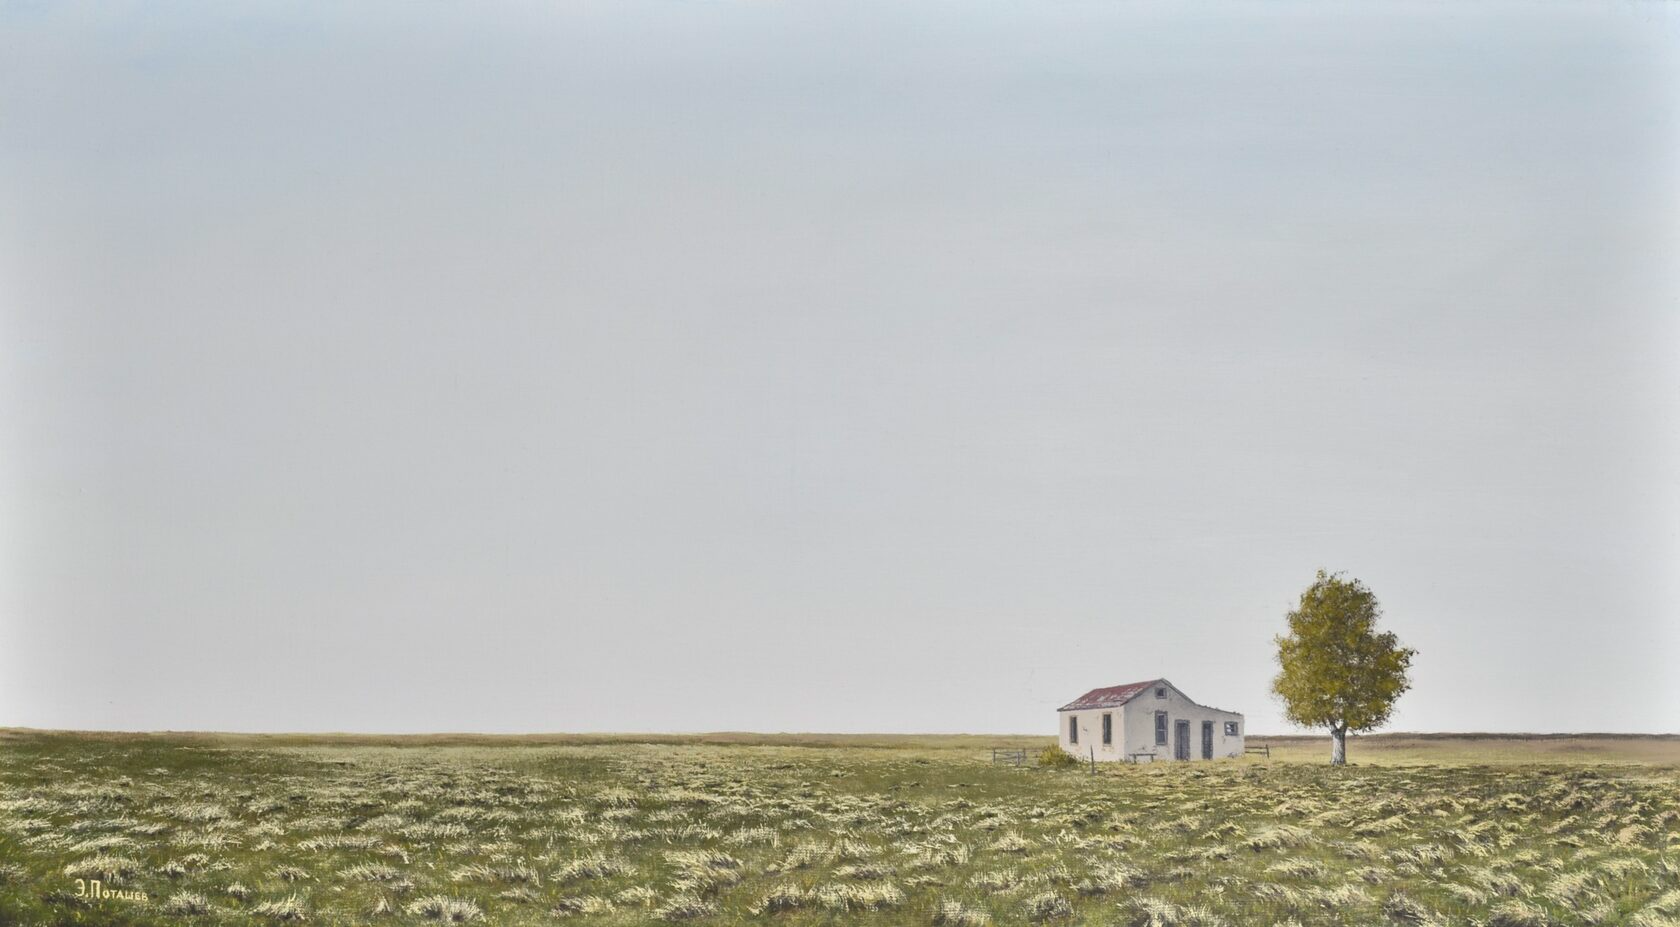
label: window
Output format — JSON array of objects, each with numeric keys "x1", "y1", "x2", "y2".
[
  {"x1": 1069, "y1": 715, "x2": 1078, "y2": 744},
  {"x1": 1154, "y1": 711, "x2": 1168, "y2": 745},
  {"x1": 1225, "y1": 721, "x2": 1240, "y2": 736},
  {"x1": 1102, "y1": 713, "x2": 1113, "y2": 745},
  {"x1": 1155, "y1": 687, "x2": 1166, "y2": 698}
]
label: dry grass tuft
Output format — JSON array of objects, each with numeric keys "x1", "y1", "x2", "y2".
[
  {"x1": 1023, "y1": 891, "x2": 1073, "y2": 921},
  {"x1": 654, "y1": 892, "x2": 717, "y2": 920},
  {"x1": 405, "y1": 895, "x2": 484, "y2": 922},
  {"x1": 162, "y1": 891, "x2": 210, "y2": 915},
  {"x1": 251, "y1": 894, "x2": 309, "y2": 921}
]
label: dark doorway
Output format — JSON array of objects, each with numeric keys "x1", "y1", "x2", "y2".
[
  {"x1": 1201, "y1": 720, "x2": 1214, "y2": 760},
  {"x1": 1174, "y1": 720, "x2": 1190, "y2": 760}
]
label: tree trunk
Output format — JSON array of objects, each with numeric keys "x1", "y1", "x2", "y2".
[{"x1": 1330, "y1": 725, "x2": 1346, "y2": 765}]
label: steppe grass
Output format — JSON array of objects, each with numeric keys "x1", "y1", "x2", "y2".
[{"x1": 0, "y1": 732, "x2": 1675, "y2": 925}]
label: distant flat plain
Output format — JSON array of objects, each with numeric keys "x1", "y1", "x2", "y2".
[{"x1": 5, "y1": 728, "x2": 1677, "y2": 765}]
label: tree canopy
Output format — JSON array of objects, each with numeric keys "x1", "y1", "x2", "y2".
[{"x1": 1272, "y1": 570, "x2": 1415, "y2": 763}]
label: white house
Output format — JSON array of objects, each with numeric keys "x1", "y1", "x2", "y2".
[{"x1": 1058, "y1": 678, "x2": 1244, "y2": 762}]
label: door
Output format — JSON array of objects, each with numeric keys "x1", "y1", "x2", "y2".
[
  {"x1": 1174, "y1": 720, "x2": 1190, "y2": 760},
  {"x1": 1201, "y1": 721, "x2": 1214, "y2": 760}
]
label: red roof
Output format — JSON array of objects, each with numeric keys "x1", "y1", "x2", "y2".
[{"x1": 1059, "y1": 679, "x2": 1163, "y2": 711}]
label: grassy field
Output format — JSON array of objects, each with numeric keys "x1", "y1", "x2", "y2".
[
  {"x1": 1247, "y1": 734, "x2": 1680, "y2": 767},
  {"x1": 0, "y1": 732, "x2": 1676, "y2": 926}
]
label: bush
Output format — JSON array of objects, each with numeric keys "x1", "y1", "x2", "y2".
[{"x1": 1038, "y1": 746, "x2": 1080, "y2": 769}]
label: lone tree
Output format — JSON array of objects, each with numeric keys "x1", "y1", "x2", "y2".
[{"x1": 1272, "y1": 570, "x2": 1415, "y2": 765}]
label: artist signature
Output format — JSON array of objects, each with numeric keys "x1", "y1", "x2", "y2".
[{"x1": 74, "y1": 879, "x2": 148, "y2": 902}]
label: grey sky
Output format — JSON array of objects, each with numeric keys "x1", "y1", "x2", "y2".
[{"x1": 2, "y1": 1, "x2": 1677, "y2": 735}]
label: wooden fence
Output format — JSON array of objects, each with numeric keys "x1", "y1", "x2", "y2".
[{"x1": 990, "y1": 748, "x2": 1029, "y2": 767}]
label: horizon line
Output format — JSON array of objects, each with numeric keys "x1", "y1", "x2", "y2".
[{"x1": 4, "y1": 727, "x2": 1677, "y2": 740}]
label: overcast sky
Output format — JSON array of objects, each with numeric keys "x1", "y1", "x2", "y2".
[{"x1": 2, "y1": 1, "x2": 1677, "y2": 736}]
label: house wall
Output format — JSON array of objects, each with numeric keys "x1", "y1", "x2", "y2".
[
  {"x1": 1057, "y1": 707, "x2": 1127, "y2": 762},
  {"x1": 1060, "y1": 682, "x2": 1244, "y2": 762},
  {"x1": 1124, "y1": 683, "x2": 1244, "y2": 761}
]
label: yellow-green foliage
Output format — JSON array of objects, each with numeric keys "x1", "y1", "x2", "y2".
[
  {"x1": 1273, "y1": 570, "x2": 1416, "y2": 762},
  {"x1": 1038, "y1": 746, "x2": 1080, "y2": 769}
]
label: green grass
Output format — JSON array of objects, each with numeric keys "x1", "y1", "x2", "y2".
[{"x1": 0, "y1": 731, "x2": 1676, "y2": 926}]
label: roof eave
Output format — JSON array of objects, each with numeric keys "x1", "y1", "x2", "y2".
[{"x1": 1057, "y1": 678, "x2": 1165, "y2": 712}]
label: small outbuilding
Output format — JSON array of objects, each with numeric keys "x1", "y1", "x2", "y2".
[{"x1": 1058, "y1": 678, "x2": 1243, "y2": 762}]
